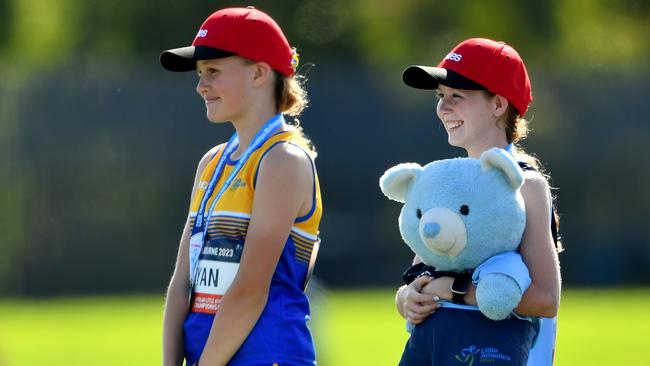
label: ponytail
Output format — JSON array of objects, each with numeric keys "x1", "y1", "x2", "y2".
[{"x1": 274, "y1": 72, "x2": 317, "y2": 157}]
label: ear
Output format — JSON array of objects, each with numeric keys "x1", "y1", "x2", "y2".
[
  {"x1": 379, "y1": 163, "x2": 422, "y2": 203},
  {"x1": 493, "y1": 94, "x2": 509, "y2": 119},
  {"x1": 252, "y1": 62, "x2": 273, "y2": 87},
  {"x1": 479, "y1": 148, "x2": 524, "y2": 190}
]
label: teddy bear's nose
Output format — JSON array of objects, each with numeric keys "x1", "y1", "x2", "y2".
[{"x1": 422, "y1": 222, "x2": 441, "y2": 238}]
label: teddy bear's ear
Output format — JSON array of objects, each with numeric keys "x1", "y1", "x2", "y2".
[
  {"x1": 479, "y1": 148, "x2": 524, "y2": 190},
  {"x1": 379, "y1": 163, "x2": 422, "y2": 203}
]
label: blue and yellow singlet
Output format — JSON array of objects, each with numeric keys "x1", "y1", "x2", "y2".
[{"x1": 183, "y1": 129, "x2": 322, "y2": 366}]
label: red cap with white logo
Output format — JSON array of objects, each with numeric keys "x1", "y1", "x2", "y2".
[
  {"x1": 402, "y1": 38, "x2": 532, "y2": 116},
  {"x1": 160, "y1": 7, "x2": 298, "y2": 77}
]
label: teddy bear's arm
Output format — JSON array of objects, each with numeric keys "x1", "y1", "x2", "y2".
[{"x1": 475, "y1": 273, "x2": 523, "y2": 320}]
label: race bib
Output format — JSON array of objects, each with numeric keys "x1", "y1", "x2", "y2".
[{"x1": 191, "y1": 239, "x2": 243, "y2": 314}]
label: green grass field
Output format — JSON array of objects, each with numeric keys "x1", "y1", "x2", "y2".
[{"x1": 1, "y1": 288, "x2": 649, "y2": 365}]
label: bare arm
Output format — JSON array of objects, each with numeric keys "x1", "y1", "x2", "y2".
[
  {"x1": 162, "y1": 220, "x2": 191, "y2": 366},
  {"x1": 198, "y1": 144, "x2": 313, "y2": 365},
  {"x1": 514, "y1": 171, "x2": 561, "y2": 317},
  {"x1": 163, "y1": 146, "x2": 221, "y2": 366}
]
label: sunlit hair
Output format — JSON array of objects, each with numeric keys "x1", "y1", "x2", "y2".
[
  {"x1": 483, "y1": 91, "x2": 538, "y2": 168},
  {"x1": 485, "y1": 91, "x2": 563, "y2": 252},
  {"x1": 275, "y1": 72, "x2": 308, "y2": 117},
  {"x1": 240, "y1": 57, "x2": 317, "y2": 156},
  {"x1": 273, "y1": 71, "x2": 317, "y2": 157}
]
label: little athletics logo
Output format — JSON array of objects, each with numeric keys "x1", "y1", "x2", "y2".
[{"x1": 454, "y1": 345, "x2": 512, "y2": 365}]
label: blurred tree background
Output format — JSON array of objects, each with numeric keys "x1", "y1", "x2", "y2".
[{"x1": 1, "y1": 0, "x2": 649, "y2": 296}]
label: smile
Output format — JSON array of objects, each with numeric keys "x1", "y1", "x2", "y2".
[
  {"x1": 445, "y1": 120, "x2": 463, "y2": 130},
  {"x1": 204, "y1": 97, "x2": 220, "y2": 105}
]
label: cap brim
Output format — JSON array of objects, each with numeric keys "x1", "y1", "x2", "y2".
[
  {"x1": 402, "y1": 66, "x2": 485, "y2": 90},
  {"x1": 160, "y1": 46, "x2": 236, "y2": 72}
]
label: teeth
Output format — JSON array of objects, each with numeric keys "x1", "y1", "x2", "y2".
[{"x1": 446, "y1": 120, "x2": 463, "y2": 129}]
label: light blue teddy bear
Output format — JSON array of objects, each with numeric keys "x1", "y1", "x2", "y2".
[{"x1": 380, "y1": 148, "x2": 529, "y2": 321}]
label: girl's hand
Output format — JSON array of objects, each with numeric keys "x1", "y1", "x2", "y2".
[
  {"x1": 420, "y1": 275, "x2": 454, "y2": 301},
  {"x1": 399, "y1": 276, "x2": 443, "y2": 324}
]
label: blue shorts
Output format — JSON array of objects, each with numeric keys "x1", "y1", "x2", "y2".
[
  {"x1": 399, "y1": 307, "x2": 536, "y2": 366},
  {"x1": 184, "y1": 360, "x2": 312, "y2": 366}
]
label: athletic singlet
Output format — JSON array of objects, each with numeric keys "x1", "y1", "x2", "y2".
[{"x1": 183, "y1": 129, "x2": 322, "y2": 366}]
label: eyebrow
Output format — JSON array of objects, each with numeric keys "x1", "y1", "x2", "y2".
[{"x1": 197, "y1": 59, "x2": 223, "y2": 67}]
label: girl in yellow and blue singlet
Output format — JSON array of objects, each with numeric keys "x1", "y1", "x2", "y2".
[{"x1": 160, "y1": 7, "x2": 322, "y2": 366}]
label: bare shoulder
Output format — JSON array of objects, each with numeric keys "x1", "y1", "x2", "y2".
[
  {"x1": 188, "y1": 143, "x2": 227, "y2": 200},
  {"x1": 520, "y1": 169, "x2": 550, "y2": 204},
  {"x1": 197, "y1": 143, "x2": 226, "y2": 170},
  {"x1": 258, "y1": 142, "x2": 312, "y2": 177}
]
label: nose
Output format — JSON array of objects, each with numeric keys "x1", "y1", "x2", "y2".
[
  {"x1": 437, "y1": 97, "x2": 452, "y2": 115},
  {"x1": 422, "y1": 222, "x2": 441, "y2": 238},
  {"x1": 196, "y1": 74, "x2": 208, "y2": 96}
]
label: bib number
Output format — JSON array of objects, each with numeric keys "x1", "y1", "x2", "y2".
[{"x1": 190, "y1": 239, "x2": 243, "y2": 314}]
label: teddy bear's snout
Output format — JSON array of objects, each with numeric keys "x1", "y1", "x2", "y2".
[
  {"x1": 422, "y1": 222, "x2": 441, "y2": 238},
  {"x1": 418, "y1": 207, "x2": 468, "y2": 258}
]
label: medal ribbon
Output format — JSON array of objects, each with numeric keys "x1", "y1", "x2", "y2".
[{"x1": 189, "y1": 114, "x2": 285, "y2": 285}]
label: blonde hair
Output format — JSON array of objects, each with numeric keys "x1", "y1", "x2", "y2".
[
  {"x1": 487, "y1": 91, "x2": 563, "y2": 252},
  {"x1": 503, "y1": 107, "x2": 540, "y2": 170},
  {"x1": 240, "y1": 57, "x2": 317, "y2": 156},
  {"x1": 274, "y1": 72, "x2": 317, "y2": 157},
  {"x1": 275, "y1": 72, "x2": 308, "y2": 117},
  {"x1": 483, "y1": 91, "x2": 539, "y2": 169}
]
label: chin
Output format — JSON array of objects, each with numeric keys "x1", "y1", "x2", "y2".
[
  {"x1": 206, "y1": 113, "x2": 231, "y2": 124},
  {"x1": 447, "y1": 137, "x2": 462, "y2": 148}
]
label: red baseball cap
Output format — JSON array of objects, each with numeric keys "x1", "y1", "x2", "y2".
[
  {"x1": 160, "y1": 7, "x2": 297, "y2": 76},
  {"x1": 403, "y1": 38, "x2": 532, "y2": 116}
]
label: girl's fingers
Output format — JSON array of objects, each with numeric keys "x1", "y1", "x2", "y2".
[
  {"x1": 410, "y1": 275, "x2": 433, "y2": 291},
  {"x1": 407, "y1": 303, "x2": 441, "y2": 324},
  {"x1": 408, "y1": 291, "x2": 438, "y2": 305},
  {"x1": 410, "y1": 302, "x2": 439, "y2": 315}
]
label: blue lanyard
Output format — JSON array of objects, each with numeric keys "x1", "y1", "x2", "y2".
[
  {"x1": 191, "y1": 133, "x2": 238, "y2": 236},
  {"x1": 189, "y1": 114, "x2": 285, "y2": 284}
]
